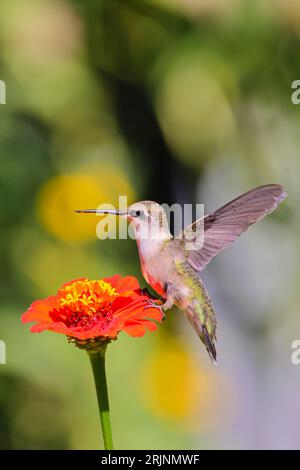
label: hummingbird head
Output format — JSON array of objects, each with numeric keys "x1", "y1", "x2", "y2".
[
  {"x1": 126, "y1": 201, "x2": 171, "y2": 241},
  {"x1": 75, "y1": 200, "x2": 171, "y2": 241}
]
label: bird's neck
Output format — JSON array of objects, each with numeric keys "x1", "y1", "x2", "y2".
[{"x1": 136, "y1": 236, "x2": 170, "y2": 262}]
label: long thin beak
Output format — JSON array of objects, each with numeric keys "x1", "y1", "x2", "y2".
[{"x1": 74, "y1": 209, "x2": 128, "y2": 216}]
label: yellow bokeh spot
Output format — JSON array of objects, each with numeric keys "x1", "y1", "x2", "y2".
[
  {"x1": 139, "y1": 336, "x2": 220, "y2": 428},
  {"x1": 37, "y1": 170, "x2": 135, "y2": 241}
]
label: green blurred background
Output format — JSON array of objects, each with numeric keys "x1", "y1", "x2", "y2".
[{"x1": 0, "y1": 0, "x2": 299, "y2": 450}]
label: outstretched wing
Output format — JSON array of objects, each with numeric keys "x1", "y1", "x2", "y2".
[{"x1": 180, "y1": 184, "x2": 287, "y2": 273}]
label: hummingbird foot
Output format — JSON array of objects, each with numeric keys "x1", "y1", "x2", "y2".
[
  {"x1": 159, "y1": 299, "x2": 174, "y2": 311},
  {"x1": 144, "y1": 299, "x2": 167, "y2": 321}
]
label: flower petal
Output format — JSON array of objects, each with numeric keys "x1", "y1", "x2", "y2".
[
  {"x1": 21, "y1": 296, "x2": 58, "y2": 323},
  {"x1": 123, "y1": 322, "x2": 146, "y2": 337},
  {"x1": 104, "y1": 275, "x2": 140, "y2": 294}
]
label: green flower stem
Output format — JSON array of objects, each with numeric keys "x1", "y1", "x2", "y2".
[{"x1": 88, "y1": 349, "x2": 114, "y2": 450}]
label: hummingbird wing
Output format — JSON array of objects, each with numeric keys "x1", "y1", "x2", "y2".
[{"x1": 179, "y1": 184, "x2": 287, "y2": 273}]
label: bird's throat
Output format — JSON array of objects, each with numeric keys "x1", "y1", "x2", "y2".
[{"x1": 136, "y1": 238, "x2": 169, "y2": 297}]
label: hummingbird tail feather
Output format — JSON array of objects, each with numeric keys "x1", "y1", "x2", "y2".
[
  {"x1": 185, "y1": 306, "x2": 217, "y2": 363},
  {"x1": 184, "y1": 278, "x2": 217, "y2": 363},
  {"x1": 202, "y1": 324, "x2": 217, "y2": 364}
]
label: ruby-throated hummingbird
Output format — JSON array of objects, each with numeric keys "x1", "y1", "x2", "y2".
[{"x1": 76, "y1": 184, "x2": 287, "y2": 363}]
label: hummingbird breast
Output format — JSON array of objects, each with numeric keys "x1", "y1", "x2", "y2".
[{"x1": 136, "y1": 239, "x2": 174, "y2": 297}]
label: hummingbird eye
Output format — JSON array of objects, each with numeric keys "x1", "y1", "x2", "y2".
[{"x1": 129, "y1": 209, "x2": 144, "y2": 218}]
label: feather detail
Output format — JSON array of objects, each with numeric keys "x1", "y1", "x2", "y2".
[{"x1": 180, "y1": 184, "x2": 287, "y2": 272}]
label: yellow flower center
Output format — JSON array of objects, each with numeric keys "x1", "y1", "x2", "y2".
[{"x1": 59, "y1": 279, "x2": 118, "y2": 315}]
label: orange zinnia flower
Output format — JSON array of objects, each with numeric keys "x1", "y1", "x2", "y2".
[{"x1": 21, "y1": 275, "x2": 163, "y2": 348}]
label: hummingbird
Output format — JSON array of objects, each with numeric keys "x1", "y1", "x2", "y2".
[{"x1": 76, "y1": 184, "x2": 287, "y2": 363}]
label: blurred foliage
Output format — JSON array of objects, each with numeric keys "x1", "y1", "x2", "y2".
[
  {"x1": 0, "y1": 372, "x2": 70, "y2": 449},
  {"x1": 0, "y1": 0, "x2": 299, "y2": 449}
]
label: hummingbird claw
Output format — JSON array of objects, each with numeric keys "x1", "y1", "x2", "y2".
[
  {"x1": 144, "y1": 299, "x2": 166, "y2": 321},
  {"x1": 141, "y1": 288, "x2": 170, "y2": 321},
  {"x1": 159, "y1": 300, "x2": 174, "y2": 311}
]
